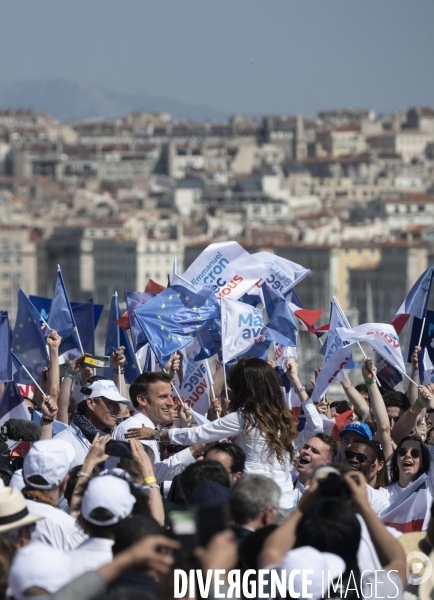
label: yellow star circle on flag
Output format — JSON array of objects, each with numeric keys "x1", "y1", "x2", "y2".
[
  {"x1": 16, "y1": 345, "x2": 21, "y2": 350},
  {"x1": 160, "y1": 326, "x2": 165, "y2": 331},
  {"x1": 168, "y1": 295, "x2": 173, "y2": 300},
  {"x1": 157, "y1": 315, "x2": 161, "y2": 319},
  {"x1": 177, "y1": 293, "x2": 181, "y2": 298},
  {"x1": 185, "y1": 296, "x2": 190, "y2": 301},
  {"x1": 161, "y1": 303, "x2": 166, "y2": 309},
  {"x1": 19, "y1": 323, "x2": 24, "y2": 328},
  {"x1": 177, "y1": 336, "x2": 182, "y2": 342},
  {"x1": 193, "y1": 306, "x2": 198, "y2": 311},
  {"x1": 168, "y1": 334, "x2": 171, "y2": 339}
]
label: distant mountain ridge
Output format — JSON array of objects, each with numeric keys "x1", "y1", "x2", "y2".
[{"x1": 0, "y1": 79, "x2": 230, "y2": 123}]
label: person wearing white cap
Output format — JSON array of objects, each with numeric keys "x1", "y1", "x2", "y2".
[
  {"x1": 8, "y1": 541, "x2": 73, "y2": 599},
  {"x1": 68, "y1": 474, "x2": 136, "y2": 577},
  {"x1": 22, "y1": 438, "x2": 86, "y2": 550},
  {"x1": 0, "y1": 487, "x2": 43, "y2": 548},
  {"x1": 55, "y1": 378, "x2": 130, "y2": 468}
]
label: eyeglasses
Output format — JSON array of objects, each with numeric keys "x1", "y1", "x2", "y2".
[
  {"x1": 344, "y1": 450, "x2": 372, "y2": 463},
  {"x1": 397, "y1": 447, "x2": 420, "y2": 459}
]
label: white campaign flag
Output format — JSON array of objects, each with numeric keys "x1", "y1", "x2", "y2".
[
  {"x1": 182, "y1": 241, "x2": 268, "y2": 302},
  {"x1": 221, "y1": 297, "x2": 266, "y2": 364},
  {"x1": 178, "y1": 357, "x2": 212, "y2": 416},
  {"x1": 311, "y1": 342, "x2": 356, "y2": 403},
  {"x1": 336, "y1": 323, "x2": 406, "y2": 375},
  {"x1": 323, "y1": 296, "x2": 353, "y2": 383},
  {"x1": 252, "y1": 251, "x2": 310, "y2": 295}
]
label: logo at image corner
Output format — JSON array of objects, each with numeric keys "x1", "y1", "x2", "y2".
[{"x1": 406, "y1": 551, "x2": 432, "y2": 586}]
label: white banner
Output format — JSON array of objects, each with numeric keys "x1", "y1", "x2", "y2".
[
  {"x1": 182, "y1": 241, "x2": 267, "y2": 301},
  {"x1": 178, "y1": 357, "x2": 212, "y2": 416},
  {"x1": 252, "y1": 251, "x2": 310, "y2": 295},
  {"x1": 221, "y1": 297, "x2": 266, "y2": 364},
  {"x1": 336, "y1": 322, "x2": 405, "y2": 375},
  {"x1": 311, "y1": 342, "x2": 356, "y2": 403}
]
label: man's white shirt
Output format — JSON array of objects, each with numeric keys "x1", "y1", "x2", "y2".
[
  {"x1": 26, "y1": 500, "x2": 86, "y2": 550},
  {"x1": 68, "y1": 537, "x2": 114, "y2": 577},
  {"x1": 112, "y1": 412, "x2": 195, "y2": 483}
]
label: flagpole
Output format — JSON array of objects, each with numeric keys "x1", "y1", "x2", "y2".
[
  {"x1": 417, "y1": 270, "x2": 434, "y2": 348},
  {"x1": 11, "y1": 352, "x2": 47, "y2": 398},
  {"x1": 163, "y1": 368, "x2": 185, "y2": 405},
  {"x1": 58, "y1": 265, "x2": 84, "y2": 354},
  {"x1": 220, "y1": 296, "x2": 229, "y2": 404},
  {"x1": 401, "y1": 370, "x2": 420, "y2": 389},
  {"x1": 114, "y1": 292, "x2": 122, "y2": 395},
  {"x1": 204, "y1": 358, "x2": 219, "y2": 418},
  {"x1": 356, "y1": 342, "x2": 381, "y2": 387}
]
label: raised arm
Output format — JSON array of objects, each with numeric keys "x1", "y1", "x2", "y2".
[
  {"x1": 345, "y1": 473, "x2": 406, "y2": 586},
  {"x1": 341, "y1": 369, "x2": 371, "y2": 422},
  {"x1": 111, "y1": 346, "x2": 126, "y2": 396},
  {"x1": 39, "y1": 395, "x2": 58, "y2": 440},
  {"x1": 46, "y1": 330, "x2": 61, "y2": 403},
  {"x1": 363, "y1": 359, "x2": 394, "y2": 462},
  {"x1": 129, "y1": 439, "x2": 164, "y2": 526},
  {"x1": 407, "y1": 346, "x2": 421, "y2": 405},
  {"x1": 391, "y1": 385, "x2": 434, "y2": 445}
]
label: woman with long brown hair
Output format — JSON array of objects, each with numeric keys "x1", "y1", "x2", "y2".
[{"x1": 125, "y1": 357, "x2": 298, "y2": 507}]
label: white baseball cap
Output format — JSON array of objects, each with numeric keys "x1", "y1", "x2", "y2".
[
  {"x1": 23, "y1": 439, "x2": 75, "y2": 490},
  {"x1": 81, "y1": 474, "x2": 136, "y2": 526},
  {"x1": 8, "y1": 542, "x2": 72, "y2": 600},
  {"x1": 277, "y1": 546, "x2": 345, "y2": 599},
  {"x1": 85, "y1": 379, "x2": 129, "y2": 403}
]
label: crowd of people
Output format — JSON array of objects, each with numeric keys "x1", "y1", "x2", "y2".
[{"x1": 2, "y1": 326, "x2": 434, "y2": 599}]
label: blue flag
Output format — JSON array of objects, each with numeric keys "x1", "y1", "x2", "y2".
[
  {"x1": 0, "y1": 381, "x2": 30, "y2": 425},
  {"x1": 105, "y1": 293, "x2": 120, "y2": 356},
  {"x1": 47, "y1": 268, "x2": 80, "y2": 353},
  {"x1": 267, "y1": 301, "x2": 298, "y2": 347},
  {"x1": 135, "y1": 284, "x2": 220, "y2": 365},
  {"x1": 12, "y1": 290, "x2": 48, "y2": 385},
  {"x1": 30, "y1": 295, "x2": 104, "y2": 330},
  {"x1": 125, "y1": 292, "x2": 153, "y2": 352},
  {"x1": 0, "y1": 311, "x2": 12, "y2": 382},
  {"x1": 119, "y1": 328, "x2": 139, "y2": 384},
  {"x1": 72, "y1": 301, "x2": 95, "y2": 355}
]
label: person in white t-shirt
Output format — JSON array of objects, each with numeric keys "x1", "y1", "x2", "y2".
[
  {"x1": 343, "y1": 439, "x2": 390, "y2": 516},
  {"x1": 22, "y1": 438, "x2": 86, "y2": 550},
  {"x1": 113, "y1": 371, "x2": 199, "y2": 483},
  {"x1": 68, "y1": 474, "x2": 136, "y2": 577}
]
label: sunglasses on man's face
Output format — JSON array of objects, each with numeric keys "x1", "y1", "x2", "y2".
[
  {"x1": 397, "y1": 447, "x2": 420, "y2": 459},
  {"x1": 344, "y1": 450, "x2": 372, "y2": 463}
]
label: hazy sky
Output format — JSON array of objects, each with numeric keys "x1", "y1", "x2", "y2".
[{"x1": 1, "y1": 0, "x2": 433, "y2": 117}]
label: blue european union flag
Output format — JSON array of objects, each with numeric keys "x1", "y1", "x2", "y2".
[
  {"x1": 47, "y1": 268, "x2": 80, "y2": 353},
  {"x1": 12, "y1": 290, "x2": 48, "y2": 385},
  {"x1": 0, "y1": 311, "x2": 12, "y2": 381},
  {"x1": 125, "y1": 292, "x2": 152, "y2": 352},
  {"x1": 134, "y1": 284, "x2": 220, "y2": 365}
]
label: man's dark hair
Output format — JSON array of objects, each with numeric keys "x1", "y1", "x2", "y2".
[
  {"x1": 64, "y1": 465, "x2": 100, "y2": 507},
  {"x1": 204, "y1": 443, "x2": 246, "y2": 474},
  {"x1": 347, "y1": 439, "x2": 379, "y2": 463},
  {"x1": 355, "y1": 383, "x2": 369, "y2": 398},
  {"x1": 129, "y1": 372, "x2": 172, "y2": 409},
  {"x1": 179, "y1": 460, "x2": 230, "y2": 504},
  {"x1": 112, "y1": 515, "x2": 162, "y2": 555},
  {"x1": 312, "y1": 433, "x2": 338, "y2": 461},
  {"x1": 383, "y1": 390, "x2": 410, "y2": 411},
  {"x1": 81, "y1": 507, "x2": 122, "y2": 539}
]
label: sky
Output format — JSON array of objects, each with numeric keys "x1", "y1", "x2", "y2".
[{"x1": 0, "y1": 0, "x2": 433, "y2": 118}]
